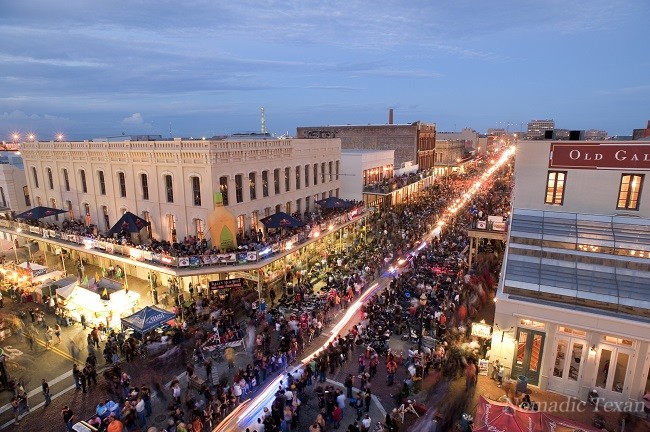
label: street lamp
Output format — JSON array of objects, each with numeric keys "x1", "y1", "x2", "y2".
[{"x1": 418, "y1": 293, "x2": 427, "y2": 354}]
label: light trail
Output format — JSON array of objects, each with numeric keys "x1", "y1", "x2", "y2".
[{"x1": 215, "y1": 147, "x2": 515, "y2": 431}]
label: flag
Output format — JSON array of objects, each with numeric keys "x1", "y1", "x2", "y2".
[
  {"x1": 82, "y1": 275, "x2": 88, "y2": 286},
  {"x1": 101, "y1": 287, "x2": 110, "y2": 300},
  {"x1": 95, "y1": 271, "x2": 100, "y2": 282}
]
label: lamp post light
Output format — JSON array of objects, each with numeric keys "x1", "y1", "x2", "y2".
[{"x1": 418, "y1": 293, "x2": 427, "y2": 354}]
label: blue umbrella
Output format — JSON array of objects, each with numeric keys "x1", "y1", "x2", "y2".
[
  {"x1": 260, "y1": 211, "x2": 304, "y2": 229},
  {"x1": 15, "y1": 206, "x2": 67, "y2": 220},
  {"x1": 316, "y1": 197, "x2": 354, "y2": 209},
  {"x1": 107, "y1": 211, "x2": 150, "y2": 236}
]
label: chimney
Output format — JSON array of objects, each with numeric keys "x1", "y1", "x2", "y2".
[{"x1": 388, "y1": 108, "x2": 394, "y2": 125}]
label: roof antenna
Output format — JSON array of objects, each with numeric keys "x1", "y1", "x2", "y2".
[{"x1": 260, "y1": 107, "x2": 267, "y2": 134}]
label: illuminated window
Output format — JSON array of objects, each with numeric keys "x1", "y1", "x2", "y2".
[
  {"x1": 545, "y1": 171, "x2": 566, "y2": 205},
  {"x1": 617, "y1": 174, "x2": 643, "y2": 210},
  {"x1": 66, "y1": 200, "x2": 74, "y2": 220},
  {"x1": 519, "y1": 319, "x2": 545, "y2": 329},
  {"x1": 558, "y1": 326, "x2": 587, "y2": 337},
  {"x1": 51, "y1": 198, "x2": 59, "y2": 221},
  {"x1": 194, "y1": 218, "x2": 204, "y2": 240},
  {"x1": 603, "y1": 335, "x2": 633, "y2": 346},
  {"x1": 219, "y1": 176, "x2": 229, "y2": 205}
]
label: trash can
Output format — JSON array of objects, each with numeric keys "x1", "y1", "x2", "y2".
[{"x1": 516, "y1": 375, "x2": 528, "y2": 393}]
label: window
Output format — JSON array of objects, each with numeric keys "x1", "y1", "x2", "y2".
[
  {"x1": 264, "y1": 207, "x2": 271, "y2": 217},
  {"x1": 66, "y1": 200, "x2": 74, "y2": 220},
  {"x1": 235, "y1": 174, "x2": 243, "y2": 203},
  {"x1": 191, "y1": 176, "x2": 201, "y2": 206},
  {"x1": 23, "y1": 186, "x2": 31, "y2": 206},
  {"x1": 335, "y1": 160, "x2": 340, "y2": 180},
  {"x1": 285, "y1": 167, "x2": 290, "y2": 192},
  {"x1": 273, "y1": 169, "x2": 280, "y2": 194},
  {"x1": 219, "y1": 176, "x2": 229, "y2": 205},
  {"x1": 118, "y1": 172, "x2": 127, "y2": 197},
  {"x1": 61, "y1": 169, "x2": 70, "y2": 191},
  {"x1": 98, "y1": 171, "x2": 106, "y2": 195},
  {"x1": 83, "y1": 203, "x2": 91, "y2": 225},
  {"x1": 305, "y1": 196, "x2": 310, "y2": 212},
  {"x1": 36, "y1": 196, "x2": 42, "y2": 206},
  {"x1": 140, "y1": 173, "x2": 149, "y2": 200},
  {"x1": 296, "y1": 198, "x2": 301, "y2": 214},
  {"x1": 321, "y1": 162, "x2": 325, "y2": 184},
  {"x1": 249, "y1": 172, "x2": 256, "y2": 200},
  {"x1": 295, "y1": 166, "x2": 301, "y2": 190},
  {"x1": 0, "y1": 187, "x2": 5, "y2": 207},
  {"x1": 31, "y1": 167, "x2": 39, "y2": 188},
  {"x1": 262, "y1": 171, "x2": 269, "y2": 197},
  {"x1": 102, "y1": 205, "x2": 110, "y2": 230},
  {"x1": 544, "y1": 171, "x2": 566, "y2": 205},
  {"x1": 80, "y1": 169, "x2": 87, "y2": 193},
  {"x1": 617, "y1": 174, "x2": 643, "y2": 210},
  {"x1": 167, "y1": 214, "x2": 177, "y2": 242},
  {"x1": 285, "y1": 201, "x2": 291, "y2": 214},
  {"x1": 194, "y1": 218, "x2": 204, "y2": 240},
  {"x1": 328, "y1": 161, "x2": 333, "y2": 181},
  {"x1": 142, "y1": 211, "x2": 152, "y2": 237},
  {"x1": 50, "y1": 198, "x2": 59, "y2": 221},
  {"x1": 164, "y1": 174, "x2": 174, "y2": 203},
  {"x1": 47, "y1": 168, "x2": 54, "y2": 190},
  {"x1": 304, "y1": 165, "x2": 310, "y2": 187},
  {"x1": 251, "y1": 211, "x2": 259, "y2": 233},
  {"x1": 237, "y1": 215, "x2": 245, "y2": 237},
  {"x1": 275, "y1": 204, "x2": 281, "y2": 214},
  {"x1": 313, "y1": 163, "x2": 318, "y2": 185}
]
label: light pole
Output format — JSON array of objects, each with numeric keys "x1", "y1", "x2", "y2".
[{"x1": 418, "y1": 293, "x2": 427, "y2": 354}]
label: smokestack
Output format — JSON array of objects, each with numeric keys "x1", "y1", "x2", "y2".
[{"x1": 388, "y1": 108, "x2": 394, "y2": 125}]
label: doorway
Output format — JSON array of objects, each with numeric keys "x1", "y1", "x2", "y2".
[
  {"x1": 548, "y1": 336, "x2": 587, "y2": 396},
  {"x1": 512, "y1": 328, "x2": 545, "y2": 385},
  {"x1": 594, "y1": 345, "x2": 633, "y2": 400}
]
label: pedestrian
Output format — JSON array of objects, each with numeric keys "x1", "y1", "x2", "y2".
[
  {"x1": 135, "y1": 396, "x2": 147, "y2": 429},
  {"x1": 361, "y1": 414, "x2": 372, "y2": 432},
  {"x1": 54, "y1": 323, "x2": 62, "y2": 344},
  {"x1": 61, "y1": 405, "x2": 74, "y2": 432},
  {"x1": 79, "y1": 368, "x2": 88, "y2": 393},
  {"x1": 11, "y1": 396, "x2": 20, "y2": 425},
  {"x1": 141, "y1": 385, "x2": 152, "y2": 417},
  {"x1": 332, "y1": 405, "x2": 343, "y2": 429},
  {"x1": 42, "y1": 379, "x2": 51, "y2": 407},
  {"x1": 355, "y1": 392, "x2": 364, "y2": 421},
  {"x1": 72, "y1": 364, "x2": 82, "y2": 390},
  {"x1": 81, "y1": 313, "x2": 87, "y2": 329},
  {"x1": 364, "y1": 388, "x2": 372, "y2": 413},
  {"x1": 44, "y1": 325, "x2": 53, "y2": 349}
]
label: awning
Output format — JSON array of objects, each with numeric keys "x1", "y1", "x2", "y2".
[
  {"x1": 260, "y1": 211, "x2": 304, "y2": 229},
  {"x1": 107, "y1": 211, "x2": 150, "y2": 236},
  {"x1": 14, "y1": 206, "x2": 67, "y2": 220},
  {"x1": 121, "y1": 306, "x2": 176, "y2": 335}
]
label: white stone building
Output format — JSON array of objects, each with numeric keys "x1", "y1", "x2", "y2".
[
  {"x1": 339, "y1": 149, "x2": 394, "y2": 202},
  {"x1": 19, "y1": 137, "x2": 342, "y2": 244},
  {"x1": 492, "y1": 139, "x2": 650, "y2": 407}
]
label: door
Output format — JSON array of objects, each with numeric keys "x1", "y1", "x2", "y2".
[
  {"x1": 595, "y1": 345, "x2": 633, "y2": 401},
  {"x1": 512, "y1": 328, "x2": 545, "y2": 385},
  {"x1": 548, "y1": 337, "x2": 587, "y2": 396}
]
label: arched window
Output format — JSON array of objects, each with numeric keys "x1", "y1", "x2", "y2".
[
  {"x1": 31, "y1": 167, "x2": 39, "y2": 188},
  {"x1": 98, "y1": 170, "x2": 106, "y2": 195},
  {"x1": 118, "y1": 172, "x2": 127, "y2": 197},
  {"x1": 191, "y1": 176, "x2": 201, "y2": 206},
  {"x1": 140, "y1": 173, "x2": 149, "y2": 200},
  {"x1": 80, "y1": 169, "x2": 88, "y2": 193},
  {"x1": 23, "y1": 186, "x2": 31, "y2": 206},
  {"x1": 63, "y1": 168, "x2": 70, "y2": 191},
  {"x1": 164, "y1": 174, "x2": 174, "y2": 203},
  {"x1": 47, "y1": 167, "x2": 54, "y2": 190}
]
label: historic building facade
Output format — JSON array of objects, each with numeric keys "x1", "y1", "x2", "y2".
[
  {"x1": 19, "y1": 137, "x2": 341, "y2": 244},
  {"x1": 492, "y1": 140, "x2": 650, "y2": 406}
]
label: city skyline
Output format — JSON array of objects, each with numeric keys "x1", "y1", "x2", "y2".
[{"x1": 1, "y1": 0, "x2": 649, "y2": 141}]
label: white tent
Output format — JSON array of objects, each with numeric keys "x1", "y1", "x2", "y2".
[{"x1": 55, "y1": 280, "x2": 78, "y2": 299}]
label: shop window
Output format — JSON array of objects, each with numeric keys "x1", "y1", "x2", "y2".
[
  {"x1": 519, "y1": 319, "x2": 545, "y2": 329},
  {"x1": 558, "y1": 326, "x2": 587, "y2": 337},
  {"x1": 545, "y1": 171, "x2": 566, "y2": 205},
  {"x1": 603, "y1": 335, "x2": 633, "y2": 346},
  {"x1": 617, "y1": 174, "x2": 643, "y2": 210}
]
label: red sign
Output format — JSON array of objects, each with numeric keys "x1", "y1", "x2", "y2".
[{"x1": 549, "y1": 142, "x2": 650, "y2": 170}]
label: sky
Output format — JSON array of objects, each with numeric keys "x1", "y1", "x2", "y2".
[{"x1": 1, "y1": 0, "x2": 649, "y2": 141}]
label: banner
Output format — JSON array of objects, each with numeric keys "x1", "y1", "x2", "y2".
[
  {"x1": 178, "y1": 257, "x2": 190, "y2": 267},
  {"x1": 209, "y1": 278, "x2": 244, "y2": 291},
  {"x1": 246, "y1": 251, "x2": 257, "y2": 262},
  {"x1": 188, "y1": 256, "x2": 201, "y2": 268},
  {"x1": 228, "y1": 271, "x2": 259, "y2": 282}
]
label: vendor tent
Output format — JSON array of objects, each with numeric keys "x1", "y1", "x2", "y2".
[
  {"x1": 14, "y1": 206, "x2": 66, "y2": 220},
  {"x1": 316, "y1": 196, "x2": 353, "y2": 209},
  {"x1": 260, "y1": 211, "x2": 304, "y2": 229},
  {"x1": 473, "y1": 396, "x2": 601, "y2": 432},
  {"x1": 121, "y1": 306, "x2": 175, "y2": 335},
  {"x1": 54, "y1": 278, "x2": 78, "y2": 299},
  {"x1": 107, "y1": 211, "x2": 150, "y2": 236}
]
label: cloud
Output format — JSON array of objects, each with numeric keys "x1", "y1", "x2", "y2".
[{"x1": 122, "y1": 113, "x2": 144, "y2": 125}]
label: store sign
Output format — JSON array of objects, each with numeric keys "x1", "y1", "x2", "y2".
[
  {"x1": 229, "y1": 271, "x2": 259, "y2": 282},
  {"x1": 471, "y1": 322, "x2": 492, "y2": 338},
  {"x1": 549, "y1": 142, "x2": 650, "y2": 170},
  {"x1": 209, "y1": 278, "x2": 243, "y2": 291}
]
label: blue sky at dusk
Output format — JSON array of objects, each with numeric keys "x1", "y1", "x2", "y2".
[{"x1": 1, "y1": 0, "x2": 648, "y2": 140}]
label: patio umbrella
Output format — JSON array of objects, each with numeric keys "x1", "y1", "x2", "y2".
[
  {"x1": 107, "y1": 211, "x2": 150, "y2": 236},
  {"x1": 14, "y1": 206, "x2": 67, "y2": 220},
  {"x1": 316, "y1": 196, "x2": 353, "y2": 209},
  {"x1": 260, "y1": 212, "x2": 304, "y2": 229}
]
